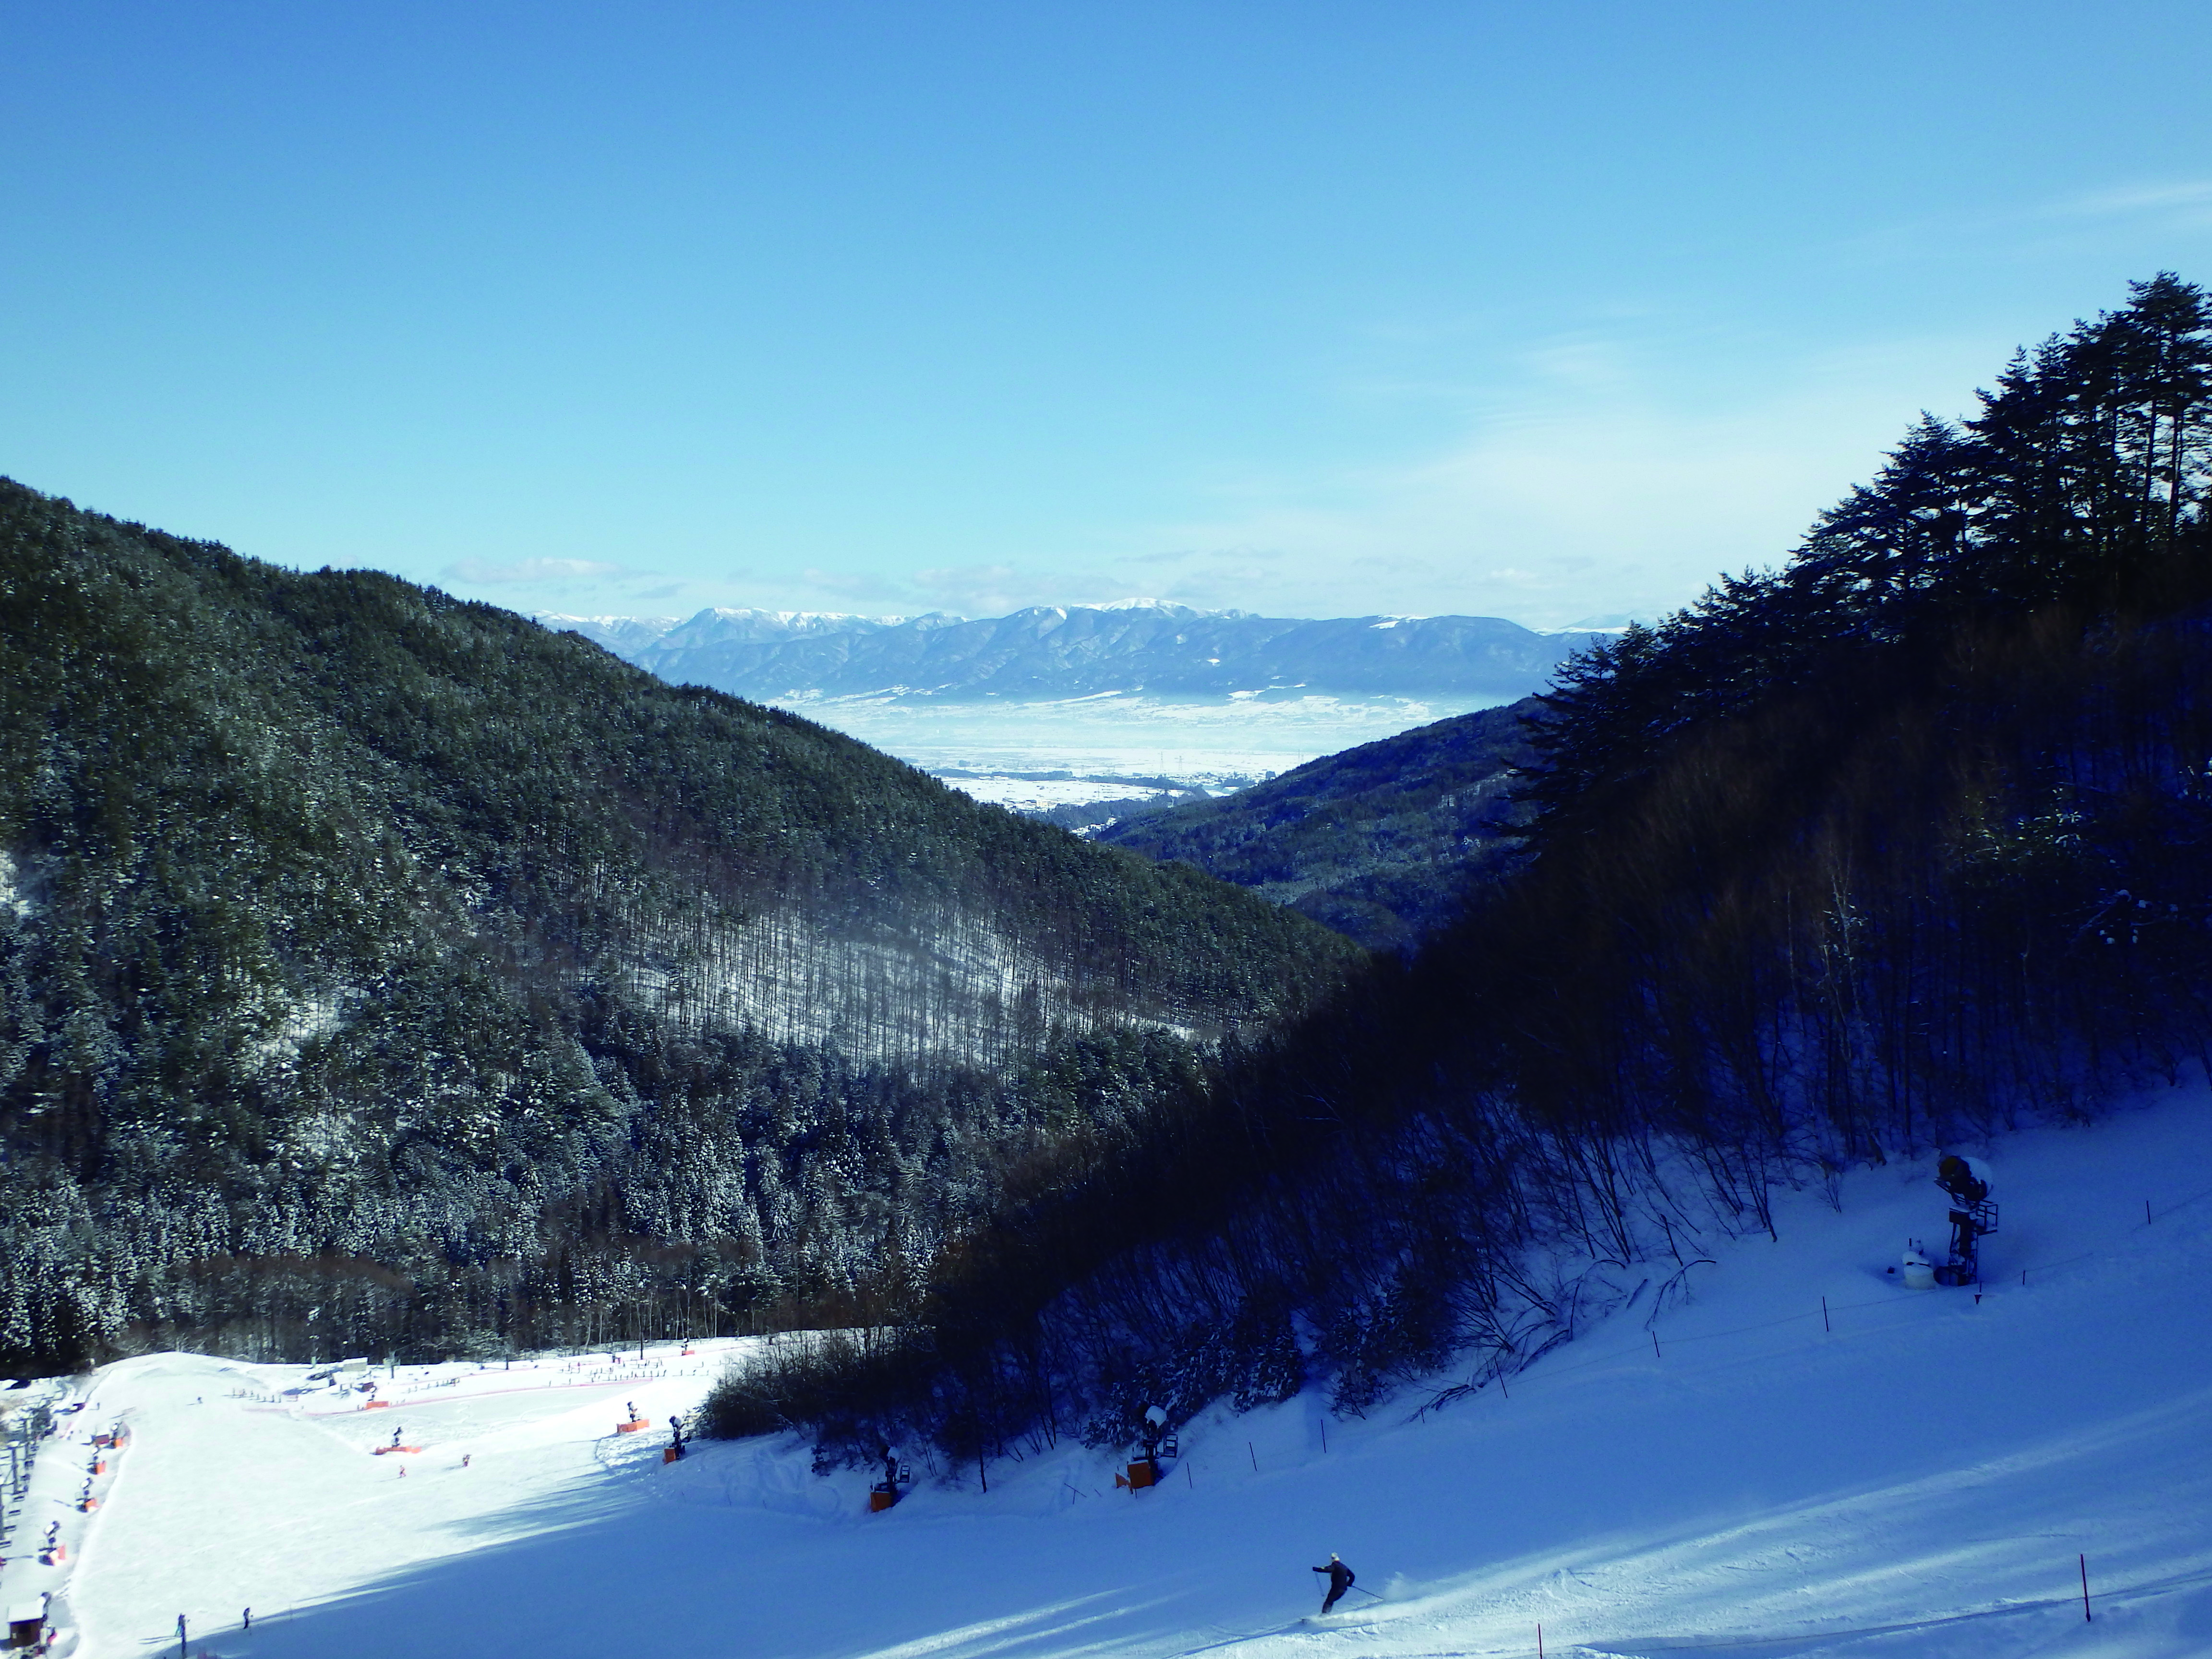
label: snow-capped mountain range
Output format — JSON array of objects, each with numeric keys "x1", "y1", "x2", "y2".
[{"x1": 539, "y1": 601, "x2": 1599, "y2": 704}]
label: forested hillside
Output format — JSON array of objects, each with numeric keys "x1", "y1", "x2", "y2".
[
  {"x1": 0, "y1": 484, "x2": 1358, "y2": 1374},
  {"x1": 709, "y1": 275, "x2": 2212, "y2": 1466},
  {"x1": 1093, "y1": 698, "x2": 1539, "y2": 950}
]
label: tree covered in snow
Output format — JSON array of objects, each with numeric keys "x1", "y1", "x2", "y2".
[{"x1": 0, "y1": 484, "x2": 1356, "y2": 1373}]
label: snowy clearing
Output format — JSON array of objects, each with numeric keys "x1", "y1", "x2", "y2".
[{"x1": 13, "y1": 1087, "x2": 2212, "y2": 1659}]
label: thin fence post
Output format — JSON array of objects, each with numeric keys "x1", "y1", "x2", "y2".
[
  {"x1": 1537, "y1": 1621, "x2": 1544, "y2": 1659},
  {"x1": 1248, "y1": 1441, "x2": 1258, "y2": 1473},
  {"x1": 1651, "y1": 1331, "x2": 1661, "y2": 1360},
  {"x1": 2080, "y1": 1553, "x2": 2092, "y2": 1622},
  {"x1": 1821, "y1": 1297, "x2": 1830, "y2": 1333}
]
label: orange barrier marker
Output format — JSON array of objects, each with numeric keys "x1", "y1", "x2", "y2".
[
  {"x1": 370, "y1": 1444, "x2": 424, "y2": 1455},
  {"x1": 615, "y1": 1419, "x2": 650, "y2": 1433}
]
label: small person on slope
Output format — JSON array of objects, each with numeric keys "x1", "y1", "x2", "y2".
[{"x1": 1312, "y1": 1554, "x2": 1355, "y2": 1614}]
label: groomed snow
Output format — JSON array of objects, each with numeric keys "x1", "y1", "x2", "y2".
[{"x1": 17, "y1": 1086, "x2": 2212, "y2": 1659}]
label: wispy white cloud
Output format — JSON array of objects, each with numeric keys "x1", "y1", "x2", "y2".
[
  {"x1": 1099, "y1": 328, "x2": 2002, "y2": 628},
  {"x1": 2042, "y1": 180, "x2": 2212, "y2": 223},
  {"x1": 1847, "y1": 177, "x2": 2212, "y2": 268},
  {"x1": 429, "y1": 318, "x2": 2024, "y2": 630},
  {"x1": 566, "y1": 325, "x2": 2006, "y2": 631},
  {"x1": 799, "y1": 566, "x2": 909, "y2": 602},
  {"x1": 445, "y1": 555, "x2": 634, "y2": 587}
]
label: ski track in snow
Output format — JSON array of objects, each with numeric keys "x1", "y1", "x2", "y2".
[{"x1": 10, "y1": 1088, "x2": 2212, "y2": 1659}]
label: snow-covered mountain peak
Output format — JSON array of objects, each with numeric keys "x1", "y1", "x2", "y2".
[
  {"x1": 669, "y1": 606, "x2": 914, "y2": 642},
  {"x1": 1079, "y1": 597, "x2": 1222, "y2": 617}
]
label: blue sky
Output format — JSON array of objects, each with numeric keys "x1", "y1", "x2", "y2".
[{"x1": 8, "y1": 2, "x2": 2212, "y2": 629}]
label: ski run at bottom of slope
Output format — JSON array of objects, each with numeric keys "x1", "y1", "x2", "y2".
[{"x1": 10, "y1": 1083, "x2": 2212, "y2": 1659}]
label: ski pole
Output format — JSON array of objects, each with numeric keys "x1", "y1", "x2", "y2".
[{"x1": 1351, "y1": 1584, "x2": 1383, "y2": 1600}]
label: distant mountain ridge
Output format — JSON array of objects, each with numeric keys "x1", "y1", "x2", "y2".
[{"x1": 540, "y1": 602, "x2": 1595, "y2": 704}]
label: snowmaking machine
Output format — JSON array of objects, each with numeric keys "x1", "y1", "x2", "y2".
[
  {"x1": 1115, "y1": 1405, "x2": 1177, "y2": 1492},
  {"x1": 869, "y1": 1443, "x2": 914, "y2": 1512},
  {"x1": 1920, "y1": 1154, "x2": 1997, "y2": 1287}
]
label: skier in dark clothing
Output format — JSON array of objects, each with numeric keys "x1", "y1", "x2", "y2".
[{"x1": 1312, "y1": 1554, "x2": 1355, "y2": 1614}]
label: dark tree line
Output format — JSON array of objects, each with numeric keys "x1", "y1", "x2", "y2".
[
  {"x1": 1528, "y1": 274, "x2": 2212, "y2": 817},
  {"x1": 705, "y1": 276, "x2": 2212, "y2": 1470}
]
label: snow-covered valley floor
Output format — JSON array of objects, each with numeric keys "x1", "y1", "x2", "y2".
[
  {"x1": 16, "y1": 1087, "x2": 2212, "y2": 1659},
  {"x1": 773, "y1": 691, "x2": 1505, "y2": 809}
]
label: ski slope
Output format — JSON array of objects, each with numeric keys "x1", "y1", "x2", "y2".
[{"x1": 14, "y1": 1086, "x2": 2212, "y2": 1659}]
